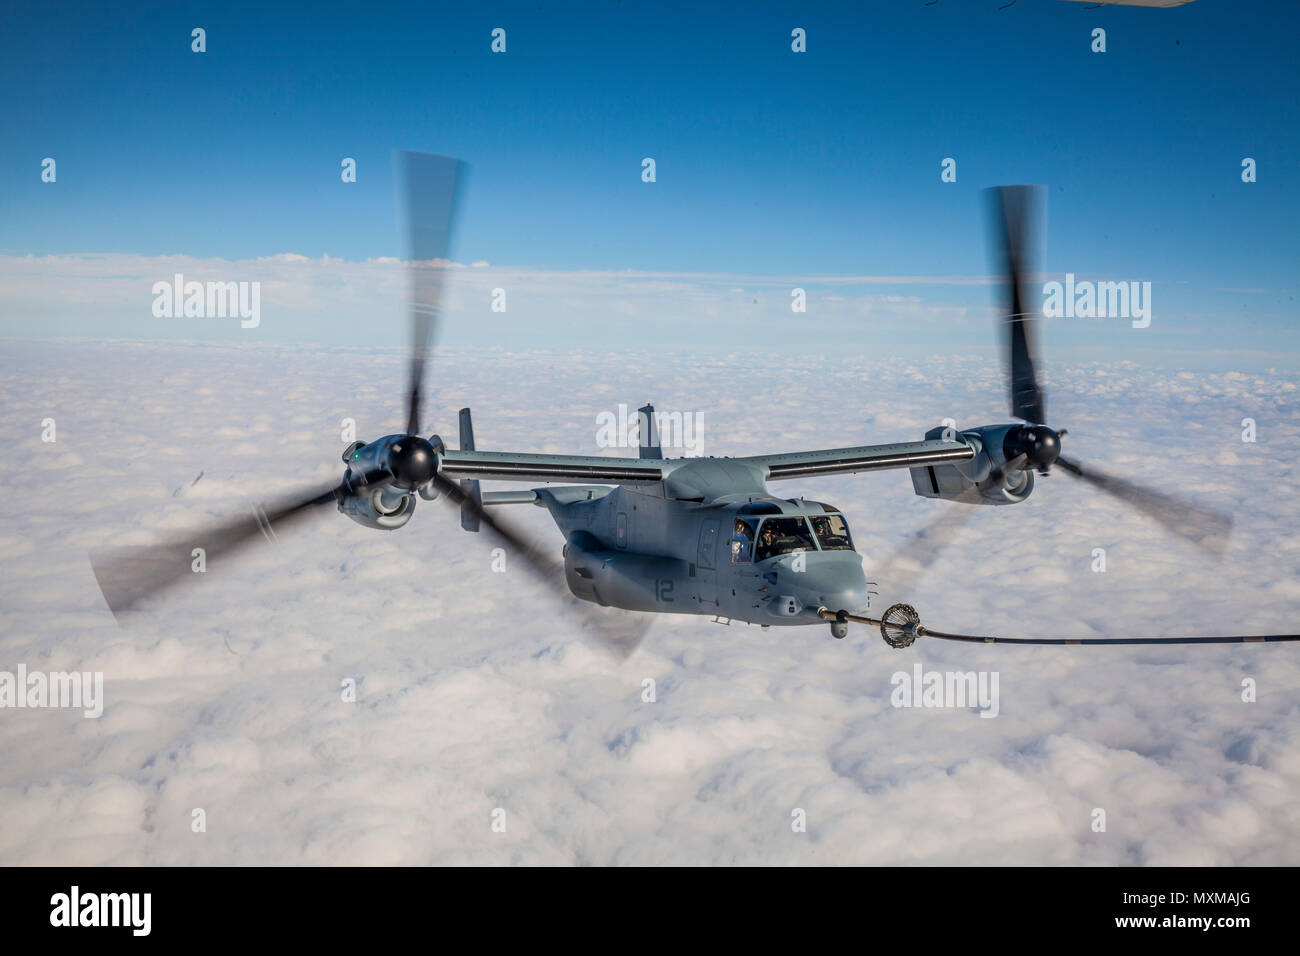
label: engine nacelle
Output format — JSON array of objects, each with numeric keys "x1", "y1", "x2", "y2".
[
  {"x1": 564, "y1": 531, "x2": 692, "y2": 611},
  {"x1": 338, "y1": 434, "x2": 441, "y2": 528},
  {"x1": 910, "y1": 424, "x2": 1035, "y2": 505},
  {"x1": 338, "y1": 482, "x2": 417, "y2": 530}
]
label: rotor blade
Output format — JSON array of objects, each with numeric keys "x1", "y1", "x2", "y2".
[
  {"x1": 430, "y1": 473, "x2": 652, "y2": 659},
  {"x1": 1056, "y1": 455, "x2": 1232, "y2": 556},
  {"x1": 395, "y1": 151, "x2": 467, "y2": 437},
  {"x1": 90, "y1": 468, "x2": 388, "y2": 618},
  {"x1": 874, "y1": 455, "x2": 1027, "y2": 595},
  {"x1": 919, "y1": 627, "x2": 1299, "y2": 646},
  {"x1": 986, "y1": 185, "x2": 1046, "y2": 425}
]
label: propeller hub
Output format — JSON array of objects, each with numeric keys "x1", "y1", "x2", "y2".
[
  {"x1": 387, "y1": 436, "x2": 438, "y2": 489},
  {"x1": 1004, "y1": 424, "x2": 1061, "y2": 474}
]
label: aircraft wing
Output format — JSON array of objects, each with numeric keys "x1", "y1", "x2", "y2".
[
  {"x1": 438, "y1": 449, "x2": 666, "y2": 484},
  {"x1": 737, "y1": 439, "x2": 973, "y2": 481},
  {"x1": 437, "y1": 439, "x2": 972, "y2": 486}
]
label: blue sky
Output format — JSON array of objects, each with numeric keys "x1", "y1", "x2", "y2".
[{"x1": 1, "y1": 0, "x2": 1297, "y2": 352}]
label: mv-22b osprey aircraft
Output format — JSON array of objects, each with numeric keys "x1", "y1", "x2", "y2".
[{"x1": 93, "y1": 152, "x2": 1298, "y2": 655}]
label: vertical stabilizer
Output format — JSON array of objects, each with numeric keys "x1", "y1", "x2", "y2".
[
  {"x1": 638, "y1": 403, "x2": 662, "y2": 459},
  {"x1": 458, "y1": 407, "x2": 482, "y2": 531}
]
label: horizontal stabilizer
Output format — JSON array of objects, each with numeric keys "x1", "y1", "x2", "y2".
[{"x1": 481, "y1": 490, "x2": 540, "y2": 505}]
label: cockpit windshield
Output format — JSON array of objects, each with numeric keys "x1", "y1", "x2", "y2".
[
  {"x1": 755, "y1": 517, "x2": 817, "y2": 562},
  {"x1": 809, "y1": 513, "x2": 854, "y2": 551}
]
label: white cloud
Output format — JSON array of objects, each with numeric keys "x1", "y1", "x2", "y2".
[
  {"x1": 0, "y1": 341, "x2": 1297, "y2": 864},
  {"x1": 0, "y1": 253, "x2": 981, "y2": 349}
]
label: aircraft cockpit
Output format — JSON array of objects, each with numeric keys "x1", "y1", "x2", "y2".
[{"x1": 729, "y1": 504, "x2": 856, "y2": 564}]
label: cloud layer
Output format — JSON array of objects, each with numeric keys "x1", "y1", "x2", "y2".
[
  {"x1": 0, "y1": 253, "x2": 1007, "y2": 351},
  {"x1": 0, "y1": 340, "x2": 1297, "y2": 864}
]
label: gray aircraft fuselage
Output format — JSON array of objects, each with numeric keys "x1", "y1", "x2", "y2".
[{"x1": 544, "y1": 481, "x2": 873, "y2": 627}]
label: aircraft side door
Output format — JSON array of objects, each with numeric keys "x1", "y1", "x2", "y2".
[{"x1": 696, "y1": 519, "x2": 719, "y2": 606}]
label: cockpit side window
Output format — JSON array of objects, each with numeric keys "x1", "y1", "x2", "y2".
[
  {"x1": 810, "y1": 513, "x2": 854, "y2": 551},
  {"x1": 730, "y1": 517, "x2": 756, "y2": 564},
  {"x1": 754, "y1": 517, "x2": 817, "y2": 562}
]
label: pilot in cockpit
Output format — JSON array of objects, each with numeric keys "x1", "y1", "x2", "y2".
[{"x1": 731, "y1": 518, "x2": 756, "y2": 563}]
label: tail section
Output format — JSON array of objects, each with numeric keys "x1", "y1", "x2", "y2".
[
  {"x1": 638, "y1": 403, "x2": 662, "y2": 459},
  {"x1": 458, "y1": 407, "x2": 482, "y2": 531}
]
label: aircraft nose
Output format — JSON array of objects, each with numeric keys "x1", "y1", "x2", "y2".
[
  {"x1": 796, "y1": 562, "x2": 870, "y2": 614},
  {"x1": 822, "y1": 585, "x2": 870, "y2": 614}
]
